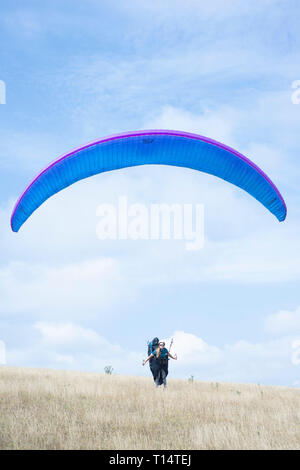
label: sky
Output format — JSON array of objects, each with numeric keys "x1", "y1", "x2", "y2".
[{"x1": 1, "y1": 0, "x2": 300, "y2": 386}]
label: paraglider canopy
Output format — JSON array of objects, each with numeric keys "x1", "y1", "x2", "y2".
[{"x1": 10, "y1": 129, "x2": 287, "y2": 232}]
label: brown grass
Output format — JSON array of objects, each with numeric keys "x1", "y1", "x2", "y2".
[{"x1": 0, "y1": 366, "x2": 299, "y2": 450}]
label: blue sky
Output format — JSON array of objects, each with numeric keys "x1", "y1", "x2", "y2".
[{"x1": 1, "y1": 0, "x2": 300, "y2": 386}]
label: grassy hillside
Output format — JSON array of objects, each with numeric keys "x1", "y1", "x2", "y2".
[{"x1": 0, "y1": 366, "x2": 299, "y2": 450}]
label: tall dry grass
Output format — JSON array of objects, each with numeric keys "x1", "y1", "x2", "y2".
[{"x1": 0, "y1": 366, "x2": 299, "y2": 449}]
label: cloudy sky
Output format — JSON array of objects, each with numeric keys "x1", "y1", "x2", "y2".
[{"x1": 1, "y1": 0, "x2": 300, "y2": 386}]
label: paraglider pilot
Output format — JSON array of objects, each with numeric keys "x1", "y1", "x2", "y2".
[{"x1": 143, "y1": 341, "x2": 177, "y2": 389}]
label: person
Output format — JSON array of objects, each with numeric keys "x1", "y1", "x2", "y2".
[{"x1": 143, "y1": 341, "x2": 177, "y2": 389}]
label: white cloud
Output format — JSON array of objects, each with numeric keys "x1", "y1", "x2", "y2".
[
  {"x1": 0, "y1": 257, "x2": 134, "y2": 319},
  {"x1": 166, "y1": 331, "x2": 298, "y2": 385},
  {"x1": 163, "y1": 330, "x2": 222, "y2": 366},
  {"x1": 6, "y1": 326, "x2": 299, "y2": 386},
  {"x1": 8, "y1": 321, "x2": 139, "y2": 374},
  {"x1": 265, "y1": 307, "x2": 300, "y2": 335},
  {"x1": 35, "y1": 322, "x2": 101, "y2": 346}
]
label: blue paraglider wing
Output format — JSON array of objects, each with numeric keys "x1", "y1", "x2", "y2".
[{"x1": 11, "y1": 130, "x2": 287, "y2": 232}]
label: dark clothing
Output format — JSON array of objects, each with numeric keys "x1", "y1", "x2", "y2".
[
  {"x1": 149, "y1": 357, "x2": 156, "y2": 380},
  {"x1": 155, "y1": 368, "x2": 167, "y2": 388},
  {"x1": 148, "y1": 338, "x2": 159, "y2": 381},
  {"x1": 151, "y1": 348, "x2": 169, "y2": 386}
]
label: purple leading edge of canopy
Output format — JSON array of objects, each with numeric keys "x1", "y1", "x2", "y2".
[{"x1": 11, "y1": 129, "x2": 287, "y2": 231}]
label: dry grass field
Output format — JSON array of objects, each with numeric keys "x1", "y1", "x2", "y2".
[{"x1": 0, "y1": 366, "x2": 299, "y2": 450}]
